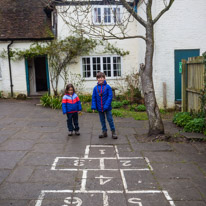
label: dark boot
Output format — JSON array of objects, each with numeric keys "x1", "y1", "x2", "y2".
[
  {"x1": 75, "y1": 131, "x2": 80, "y2": 136},
  {"x1": 112, "y1": 131, "x2": 118, "y2": 139},
  {"x1": 99, "y1": 131, "x2": 108, "y2": 138},
  {"x1": 68, "y1": 131, "x2": 73, "y2": 136}
]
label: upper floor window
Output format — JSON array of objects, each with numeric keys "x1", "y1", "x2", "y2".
[
  {"x1": 82, "y1": 56, "x2": 122, "y2": 79},
  {"x1": 93, "y1": 6, "x2": 122, "y2": 25}
]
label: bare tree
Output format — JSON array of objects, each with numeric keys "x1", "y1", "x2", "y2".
[{"x1": 44, "y1": 0, "x2": 175, "y2": 136}]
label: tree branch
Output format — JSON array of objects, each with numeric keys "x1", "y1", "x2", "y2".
[
  {"x1": 119, "y1": 0, "x2": 147, "y2": 28},
  {"x1": 153, "y1": 0, "x2": 175, "y2": 24},
  {"x1": 103, "y1": 35, "x2": 146, "y2": 41}
]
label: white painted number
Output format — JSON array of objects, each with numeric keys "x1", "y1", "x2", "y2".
[
  {"x1": 128, "y1": 198, "x2": 143, "y2": 206},
  {"x1": 120, "y1": 160, "x2": 132, "y2": 167},
  {"x1": 74, "y1": 160, "x2": 85, "y2": 166},
  {"x1": 62, "y1": 197, "x2": 82, "y2": 206},
  {"x1": 95, "y1": 175, "x2": 113, "y2": 185},
  {"x1": 99, "y1": 149, "x2": 106, "y2": 154}
]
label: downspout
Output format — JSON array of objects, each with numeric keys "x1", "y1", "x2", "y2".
[{"x1": 7, "y1": 40, "x2": 14, "y2": 97}]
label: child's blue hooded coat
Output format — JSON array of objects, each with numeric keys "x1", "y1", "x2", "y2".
[{"x1": 91, "y1": 80, "x2": 113, "y2": 112}]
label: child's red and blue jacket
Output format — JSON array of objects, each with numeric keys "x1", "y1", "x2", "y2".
[
  {"x1": 91, "y1": 80, "x2": 113, "y2": 112},
  {"x1": 62, "y1": 93, "x2": 82, "y2": 114}
]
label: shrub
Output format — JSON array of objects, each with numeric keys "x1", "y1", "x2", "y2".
[
  {"x1": 129, "y1": 104, "x2": 138, "y2": 111},
  {"x1": 112, "y1": 110, "x2": 124, "y2": 117},
  {"x1": 137, "y1": 104, "x2": 146, "y2": 112},
  {"x1": 122, "y1": 100, "x2": 130, "y2": 105},
  {"x1": 40, "y1": 93, "x2": 52, "y2": 107},
  {"x1": 86, "y1": 108, "x2": 93, "y2": 113},
  {"x1": 79, "y1": 94, "x2": 92, "y2": 103},
  {"x1": 50, "y1": 96, "x2": 62, "y2": 109},
  {"x1": 111, "y1": 101, "x2": 123, "y2": 108},
  {"x1": 173, "y1": 112, "x2": 193, "y2": 127},
  {"x1": 184, "y1": 118, "x2": 205, "y2": 133},
  {"x1": 40, "y1": 93, "x2": 62, "y2": 109}
]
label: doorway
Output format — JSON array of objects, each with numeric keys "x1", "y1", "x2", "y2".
[
  {"x1": 174, "y1": 49, "x2": 200, "y2": 101},
  {"x1": 25, "y1": 56, "x2": 50, "y2": 96}
]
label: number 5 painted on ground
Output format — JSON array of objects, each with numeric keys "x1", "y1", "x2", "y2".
[
  {"x1": 128, "y1": 198, "x2": 143, "y2": 205},
  {"x1": 62, "y1": 197, "x2": 82, "y2": 206}
]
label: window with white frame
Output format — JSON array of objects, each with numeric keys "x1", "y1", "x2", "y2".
[
  {"x1": 82, "y1": 56, "x2": 122, "y2": 79},
  {"x1": 93, "y1": 6, "x2": 122, "y2": 25}
]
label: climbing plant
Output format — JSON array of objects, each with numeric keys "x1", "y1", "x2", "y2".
[{"x1": 1, "y1": 37, "x2": 129, "y2": 95}]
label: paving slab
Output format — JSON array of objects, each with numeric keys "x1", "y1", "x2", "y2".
[{"x1": 0, "y1": 100, "x2": 206, "y2": 206}]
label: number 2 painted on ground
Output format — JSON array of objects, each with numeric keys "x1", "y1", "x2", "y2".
[
  {"x1": 120, "y1": 160, "x2": 132, "y2": 166},
  {"x1": 62, "y1": 197, "x2": 82, "y2": 206}
]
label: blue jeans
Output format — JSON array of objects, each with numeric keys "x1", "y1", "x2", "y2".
[
  {"x1": 67, "y1": 113, "x2": 79, "y2": 132},
  {"x1": 98, "y1": 110, "x2": 115, "y2": 132}
]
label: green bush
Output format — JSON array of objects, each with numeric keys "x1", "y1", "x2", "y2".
[
  {"x1": 111, "y1": 101, "x2": 123, "y2": 108},
  {"x1": 79, "y1": 94, "x2": 92, "y2": 103},
  {"x1": 184, "y1": 118, "x2": 205, "y2": 133},
  {"x1": 173, "y1": 112, "x2": 193, "y2": 127},
  {"x1": 137, "y1": 104, "x2": 146, "y2": 112},
  {"x1": 86, "y1": 108, "x2": 93, "y2": 113},
  {"x1": 40, "y1": 93, "x2": 62, "y2": 109},
  {"x1": 122, "y1": 100, "x2": 130, "y2": 105},
  {"x1": 50, "y1": 96, "x2": 62, "y2": 109},
  {"x1": 40, "y1": 93, "x2": 52, "y2": 107},
  {"x1": 129, "y1": 104, "x2": 138, "y2": 111},
  {"x1": 112, "y1": 110, "x2": 124, "y2": 117}
]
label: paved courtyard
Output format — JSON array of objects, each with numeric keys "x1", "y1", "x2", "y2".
[{"x1": 0, "y1": 99, "x2": 206, "y2": 206}]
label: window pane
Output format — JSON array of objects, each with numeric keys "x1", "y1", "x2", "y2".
[
  {"x1": 113, "y1": 57, "x2": 121, "y2": 77},
  {"x1": 104, "y1": 8, "x2": 111, "y2": 23},
  {"x1": 82, "y1": 58, "x2": 91, "y2": 78},
  {"x1": 93, "y1": 57, "x2": 101, "y2": 78},
  {"x1": 103, "y1": 57, "x2": 111, "y2": 77},
  {"x1": 94, "y1": 8, "x2": 101, "y2": 23}
]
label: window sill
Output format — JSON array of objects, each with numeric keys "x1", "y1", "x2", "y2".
[{"x1": 83, "y1": 77, "x2": 123, "y2": 81}]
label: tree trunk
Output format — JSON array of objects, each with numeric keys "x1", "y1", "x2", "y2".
[{"x1": 140, "y1": 23, "x2": 164, "y2": 136}]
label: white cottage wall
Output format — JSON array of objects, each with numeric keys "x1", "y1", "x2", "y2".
[
  {"x1": 56, "y1": 5, "x2": 140, "y2": 94},
  {"x1": 137, "y1": 0, "x2": 206, "y2": 109},
  {"x1": 0, "y1": 42, "x2": 40, "y2": 96}
]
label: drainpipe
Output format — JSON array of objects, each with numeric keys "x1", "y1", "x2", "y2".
[{"x1": 7, "y1": 40, "x2": 14, "y2": 97}]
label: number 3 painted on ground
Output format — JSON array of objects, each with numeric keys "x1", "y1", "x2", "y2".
[
  {"x1": 128, "y1": 198, "x2": 143, "y2": 205},
  {"x1": 74, "y1": 160, "x2": 85, "y2": 166},
  {"x1": 62, "y1": 197, "x2": 82, "y2": 206}
]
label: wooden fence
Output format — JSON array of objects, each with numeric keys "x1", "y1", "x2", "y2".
[{"x1": 181, "y1": 56, "x2": 205, "y2": 112}]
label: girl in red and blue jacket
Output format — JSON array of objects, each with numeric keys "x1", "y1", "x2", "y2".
[{"x1": 62, "y1": 84, "x2": 82, "y2": 136}]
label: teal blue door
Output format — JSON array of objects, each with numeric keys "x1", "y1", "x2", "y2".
[{"x1": 175, "y1": 49, "x2": 200, "y2": 101}]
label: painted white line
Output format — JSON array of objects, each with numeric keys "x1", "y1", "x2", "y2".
[
  {"x1": 162, "y1": 190, "x2": 176, "y2": 206},
  {"x1": 103, "y1": 192, "x2": 109, "y2": 206},
  {"x1": 120, "y1": 169, "x2": 128, "y2": 192},
  {"x1": 114, "y1": 145, "x2": 120, "y2": 159},
  {"x1": 100, "y1": 158, "x2": 105, "y2": 170},
  {"x1": 50, "y1": 157, "x2": 59, "y2": 170},
  {"x1": 126, "y1": 190, "x2": 162, "y2": 194},
  {"x1": 35, "y1": 191, "x2": 46, "y2": 206},
  {"x1": 80, "y1": 170, "x2": 87, "y2": 191},
  {"x1": 52, "y1": 157, "x2": 144, "y2": 160},
  {"x1": 90, "y1": 145, "x2": 113, "y2": 148},
  {"x1": 54, "y1": 168, "x2": 150, "y2": 171},
  {"x1": 144, "y1": 157, "x2": 154, "y2": 171},
  {"x1": 84, "y1": 145, "x2": 90, "y2": 158}
]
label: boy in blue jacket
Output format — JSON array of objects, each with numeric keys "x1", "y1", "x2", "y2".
[
  {"x1": 62, "y1": 84, "x2": 82, "y2": 136},
  {"x1": 92, "y1": 72, "x2": 118, "y2": 139}
]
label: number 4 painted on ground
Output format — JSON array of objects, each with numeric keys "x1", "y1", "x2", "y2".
[{"x1": 95, "y1": 175, "x2": 113, "y2": 185}]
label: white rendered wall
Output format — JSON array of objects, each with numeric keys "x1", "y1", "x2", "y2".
[
  {"x1": 56, "y1": 5, "x2": 140, "y2": 94},
  {"x1": 137, "y1": 0, "x2": 206, "y2": 108},
  {"x1": 0, "y1": 42, "x2": 33, "y2": 96}
]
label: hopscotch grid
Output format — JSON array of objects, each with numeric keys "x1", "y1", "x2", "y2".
[{"x1": 40, "y1": 145, "x2": 175, "y2": 206}]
